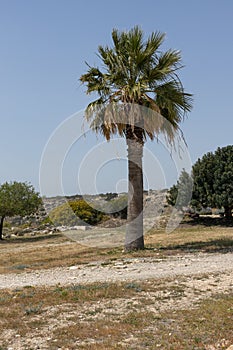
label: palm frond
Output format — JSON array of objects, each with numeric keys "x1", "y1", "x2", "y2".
[
  {"x1": 155, "y1": 80, "x2": 193, "y2": 117},
  {"x1": 80, "y1": 26, "x2": 193, "y2": 143},
  {"x1": 156, "y1": 50, "x2": 182, "y2": 75},
  {"x1": 144, "y1": 31, "x2": 165, "y2": 57}
]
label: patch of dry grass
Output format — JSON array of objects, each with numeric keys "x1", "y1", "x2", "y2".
[
  {"x1": 0, "y1": 234, "x2": 125, "y2": 274},
  {"x1": 0, "y1": 280, "x2": 232, "y2": 349},
  {"x1": 0, "y1": 226, "x2": 232, "y2": 274},
  {"x1": 146, "y1": 225, "x2": 233, "y2": 250},
  {"x1": 0, "y1": 224, "x2": 233, "y2": 349}
]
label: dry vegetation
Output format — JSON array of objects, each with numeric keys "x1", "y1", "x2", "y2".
[
  {"x1": 0, "y1": 223, "x2": 233, "y2": 349},
  {"x1": 0, "y1": 225, "x2": 233, "y2": 274}
]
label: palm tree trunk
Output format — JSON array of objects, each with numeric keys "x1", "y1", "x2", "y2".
[{"x1": 125, "y1": 136, "x2": 144, "y2": 251}]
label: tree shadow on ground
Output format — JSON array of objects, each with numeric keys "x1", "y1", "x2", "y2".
[
  {"x1": 182, "y1": 216, "x2": 233, "y2": 227},
  {"x1": 160, "y1": 237, "x2": 233, "y2": 254},
  {"x1": 0, "y1": 233, "x2": 63, "y2": 245}
]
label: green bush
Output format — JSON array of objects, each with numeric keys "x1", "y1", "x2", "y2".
[{"x1": 49, "y1": 199, "x2": 105, "y2": 226}]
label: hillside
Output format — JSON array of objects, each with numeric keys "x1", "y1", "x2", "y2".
[{"x1": 4, "y1": 190, "x2": 171, "y2": 239}]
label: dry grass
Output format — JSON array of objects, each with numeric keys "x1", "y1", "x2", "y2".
[
  {"x1": 0, "y1": 224, "x2": 233, "y2": 348},
  {"x1": 146, "y1": 225, "x2": 233, "y2": 250},
  {"x1": 0, "y1": 279, "x2": 232, "y2": 349},
  {"x1": 0, "y1": 226, "x2": 232, "y2": 274}
]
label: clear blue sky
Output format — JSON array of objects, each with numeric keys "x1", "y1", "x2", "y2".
[{"x1": 1, "y1": 0, "x2": 233, "y2": 196}]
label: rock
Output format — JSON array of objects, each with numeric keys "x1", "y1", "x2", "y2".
[
  {"x1": 56, "y1": 226, "x2": 68, "y2": 232},
  {"x1": 70, "y1": 225, "x2": 91, "y2": 231},
  {"x1": 226, "y1": 346, "x2": 233, "y2": 350},
  {"x1": 17, "y1": 232, "x2": 25, "y2": 237},
  {"x1": 42, "y1": 229, "x2": 49, "y2": 234},
  {"x1": 22, "y1": 228, "x2": 31, "y2": 233}
]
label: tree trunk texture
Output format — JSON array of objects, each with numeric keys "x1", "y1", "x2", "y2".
[
  {"x1": 224, "y1": 206, "x2": 232, "y2": 219},
  {"x1": 0, "y1": 216, "x2": 5, "y2": 240},
  {"x1": 125, "y1": 133, "x2": 144, "y2": 251}
]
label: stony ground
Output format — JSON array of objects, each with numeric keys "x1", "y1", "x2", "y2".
[
  {"x1": 1, "y1": 270, "x2": 233, "y2": 350},
  {"x1": 0, "y1": 249, "x2": 233, "y2": 349},
  {"x1": 0, "y1": 251, "x2": 233, "y2": 289},
  {"x1": 1, "y1": 225, "x2": 233, "y2": 350}
]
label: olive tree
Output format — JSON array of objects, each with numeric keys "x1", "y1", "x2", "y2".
[{"x1": 0, "y1": 181, "x2": 42, "y2": 239}]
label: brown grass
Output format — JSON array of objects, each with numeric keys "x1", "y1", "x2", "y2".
[
  {"x1": 146, "y1": 225, "x2": 233, "y2": 248},
  {"x1": 0, "y1": 226, "x2": 232, "y2": 274},
  {"x1": 0, "y1": 224, "x2": 233, "y2": 348},
  {"x1": 0, "y1": 280, "x2": 232, "y2": 349}
]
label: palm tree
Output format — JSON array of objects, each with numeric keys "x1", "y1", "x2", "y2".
[{"x1": 80, "y1": 26, "x2": 193, "y2": 251}]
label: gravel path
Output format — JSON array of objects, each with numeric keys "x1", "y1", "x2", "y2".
[{"x1": 0, "y1": 251, "x2": 233, "y2": 289}]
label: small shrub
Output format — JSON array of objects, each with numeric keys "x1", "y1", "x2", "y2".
[
  {"x1": 49, "y1": 199, "x2": 105, "y2": 226},
  {"x1": 24, "y1": 302, "x2": 43, "y2": 315},
  {"x1": 11, "y1": 264, "x2": 29, "y2": 271},
  {"x1": 124, "y1": 282, "x2": 142, "y2": 292}
]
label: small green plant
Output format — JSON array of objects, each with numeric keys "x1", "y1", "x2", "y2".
[
  {"x1": 68, "y1": 284, "x2": 88, "y2": 292},
  {"x1": 20, "y1": 291, "x2": 35, "y2": 299},
  {"x1": 39, "y1": 216, "x2": 53, "y2": 226},
  {"x1": 124, "y1": 282, "x2": 142, "y2": 292},
  {"x1": 11, "y1": 264, "x2": 29, "y2": 270},
  {"x1": 122, "y1": 311, "x2": 142, "y2": 326},
  {"x1": 24, "y1": 302, "x2": 43, "y2": 315}
]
